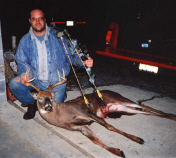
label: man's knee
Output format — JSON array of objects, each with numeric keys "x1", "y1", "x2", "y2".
[{"x1": 9, "y1": 77, "x2": 21, "y2": 91}]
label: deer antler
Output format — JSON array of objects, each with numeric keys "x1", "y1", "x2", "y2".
[
  {"x1": 24, "y1": 68, "x2": 40, "y2": 91},
  {"x1": 49, "y1": 69, "x2": 66, "y2": 92}
]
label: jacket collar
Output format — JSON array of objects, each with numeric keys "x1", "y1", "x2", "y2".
[{"x1": 29, "y1": 24, "x2": 50, "y2": 41}]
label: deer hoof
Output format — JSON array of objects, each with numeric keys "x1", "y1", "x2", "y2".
[
  {"x1": 139, "y1": 138, "x2": 144, "y2": 144},
  {"x1": 107, "y1": 147, "x2": 126, "y2": 158},
  {"x1": 120, "y1": 150, "x2": 126, "y2": 158}
]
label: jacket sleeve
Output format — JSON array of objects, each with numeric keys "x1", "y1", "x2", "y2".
[{"x1": 15, "y1": 40, "x2": 33, "y2": 78}]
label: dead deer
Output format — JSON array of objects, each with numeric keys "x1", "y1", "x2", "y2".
[{"x1": 24, "y1": 68, "x2": 176, "y2": 158}]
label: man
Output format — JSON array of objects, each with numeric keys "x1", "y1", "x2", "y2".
[{"x1": 9, "y1": 8, "x2": 93, "y2": 120}]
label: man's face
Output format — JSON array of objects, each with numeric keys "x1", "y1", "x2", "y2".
[{"x1": 29, "y1": 9, "x2": 46, "y2": 34}]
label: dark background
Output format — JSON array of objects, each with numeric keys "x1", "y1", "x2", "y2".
[
  {"x1": 1, "y1": 0, "x2": 176, "y2": 58},
  {"x1": 1, "y1": 0, "x2": 176, "y2": 98}
]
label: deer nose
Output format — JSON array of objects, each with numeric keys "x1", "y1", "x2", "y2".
[{"x1": 45, "y1": 104, "x2": 52, "y2": 111}]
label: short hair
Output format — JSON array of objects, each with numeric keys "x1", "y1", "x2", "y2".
[{"x1": 29, "y1": 7, "x2": 45, "y2": 19}]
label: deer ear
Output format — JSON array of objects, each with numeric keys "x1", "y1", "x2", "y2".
[
  {"x1": 31, "y1": 92, "x2": 38, "y2": 100},
  {"x1": 51, "y1": 92, "x2": 57, "y2": 98}
]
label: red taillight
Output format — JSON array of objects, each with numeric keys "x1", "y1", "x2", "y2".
[{"x1": 106, "y1": 31, "x2": 112, "y2": 44}]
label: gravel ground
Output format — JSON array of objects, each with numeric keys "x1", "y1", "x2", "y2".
[{"x1": 66, "y1": 53, "x2": 176, "y2": 99}]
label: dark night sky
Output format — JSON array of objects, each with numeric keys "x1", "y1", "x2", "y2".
[{"x1": 1, "y1": 0, "x2": 176, "y2": 53}]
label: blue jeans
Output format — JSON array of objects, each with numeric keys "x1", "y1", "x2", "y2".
[{"x1": 9, "y1": 76, "x2": 67, "y2": 104}]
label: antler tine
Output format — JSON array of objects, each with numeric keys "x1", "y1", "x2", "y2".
[
  {"x1": 49, "y1": 69, "x2": 67, "y2": 92},
  {"x1": 25, "y1": 68, "x2": 39, "y2": 91},
  {"x1": 57, "y1": 69, "x2": 66, "y2": 81}
]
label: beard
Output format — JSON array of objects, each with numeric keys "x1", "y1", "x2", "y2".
[{"x1": 32, "y1": 24, "x2": 46, "y2": 32}]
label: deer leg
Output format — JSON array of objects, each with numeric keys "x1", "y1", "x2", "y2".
[
  {"x1": 88, "y1": 114, "x2": 144, "y2": 144},
  {"x1": 108, "y1": 103, "x2": 176, "y2": 121},
  {"x1": 106, "y1": 103, "x2": 155, "y2": 115},
  {"x1": 66, "y1": 123, "x2": 126, "y2": 158},
  {"x1": 107, "y1": 103, "x2": 150, "y2": 115},
  {"x1": 123, "y1": 104, "x2": 176, "y2": 119},
  {"x1": 121, "y1": 105, "x2": 176, "y2": 121},
  {"x1": 139, "y1": 104, "x2": 176, "y2": 121}
]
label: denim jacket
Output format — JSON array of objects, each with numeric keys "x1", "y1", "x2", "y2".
[{"x1": 15, "y1": 25, "x2": 83, "y2": 85}]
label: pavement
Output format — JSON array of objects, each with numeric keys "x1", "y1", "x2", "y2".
[{"x1": 0, "y1": 85, "x2": 176, "y2": 158}]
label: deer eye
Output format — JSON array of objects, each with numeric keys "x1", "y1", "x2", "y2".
[{"x1": 39, "y1": 97, "x2": 43, "y2": 101}]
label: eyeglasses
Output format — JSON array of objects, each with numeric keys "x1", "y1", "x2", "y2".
[{"x1": 31, "y1": 17, "x2": 45, "y2": 21}]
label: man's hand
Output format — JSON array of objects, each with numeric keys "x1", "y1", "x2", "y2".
[
  {"x1": 20, "y1": 74, "x2": 31, "y2": 86},
  {"x1": 83, "y1": 54, "x2": 93, "y2": 68}
]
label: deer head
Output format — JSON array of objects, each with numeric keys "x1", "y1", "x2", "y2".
[{"x1": 24, "y1": 68, "x2": 66, "y2": 113}]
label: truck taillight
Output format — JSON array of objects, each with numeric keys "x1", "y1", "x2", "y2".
[{"x1": 106, "y1": 31, "x2": 112, "y2": 45}]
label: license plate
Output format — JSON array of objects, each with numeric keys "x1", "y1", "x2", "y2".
[{"x1": 139, "y1": 63, "x2": 158, "y2": 74}]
